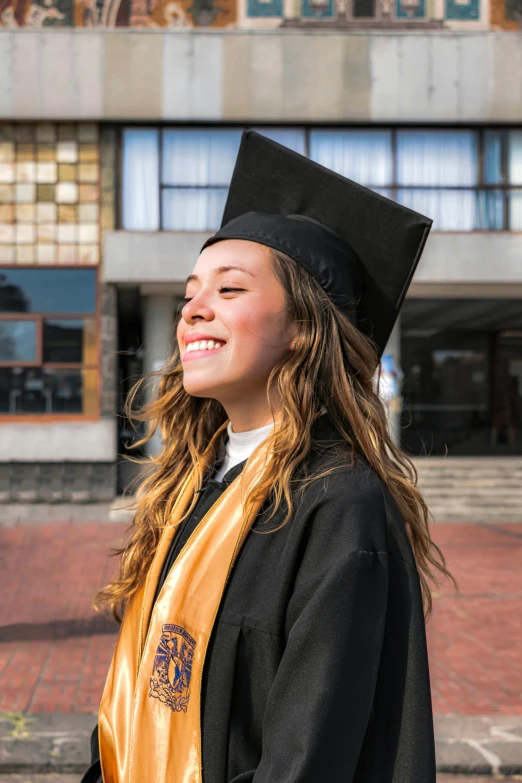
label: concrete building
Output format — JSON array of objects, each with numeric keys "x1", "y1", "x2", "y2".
[{"x1": 1, "y1": 2, "x2": 522, "y2": 501}]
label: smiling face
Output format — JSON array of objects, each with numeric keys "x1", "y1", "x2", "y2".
[{"x1": 177, "y1": 239, "x2": 297, "y2": 427}]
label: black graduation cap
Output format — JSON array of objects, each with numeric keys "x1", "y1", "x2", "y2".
[{"x1": 202, "y1": 130, "x2": 432, "y2": 360}]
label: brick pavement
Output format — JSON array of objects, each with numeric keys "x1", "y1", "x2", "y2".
[
  {"x1": 0, "y1": 520, "x2": 521, "y2": 715},
  {"x1": 0, "y1": 524, "x2": 126, "y2": 714},
  {"x1": 427, "y1": 522, "x2": 522, "y2": 715}
]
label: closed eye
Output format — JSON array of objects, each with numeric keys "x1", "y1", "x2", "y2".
[
  {"x1": 183, "y1": 286, "x2": 246, "y2": 302},
  {"x1": 219, "y1": 287, "x2": 245, "y2": 294}
]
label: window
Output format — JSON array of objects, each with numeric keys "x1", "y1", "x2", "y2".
[
  {"x1": 396, "y1": 130, "x2": 480, "y2": 230},
  {"x1": 309, "y1": 129, "x2": 392, "y2": 194},
  {"x1": 0, "y1": 268, "x2": 98, "y2": 416},
  {"x1": 162, "y1": 130, "x2": 242, "y2": 231},
  {"x1": 121, "y1": 126, "x2": 522, "y2": 233},
  {"x1": 122, "y1": 128, "x2": 306, "y2": 232}
]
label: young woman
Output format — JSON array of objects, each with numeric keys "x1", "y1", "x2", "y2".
[{"x1": 84, "y1": 132, "x2": 452, "y2": 783}]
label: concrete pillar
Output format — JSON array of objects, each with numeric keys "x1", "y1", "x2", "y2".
[
  {"x1": 382, "y1": 317, "x2": 402, "y2": 447},
  {"x1": 142, "y1": 293, "x2": 176, "y2": 455}
]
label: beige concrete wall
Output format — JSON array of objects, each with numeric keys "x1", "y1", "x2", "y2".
[
  {"x1": 0, "y1": 419, "x2": 117, "y2": 461},
  {"x1": 2, "y1": 30, "x2": 522, "y2": 122}
]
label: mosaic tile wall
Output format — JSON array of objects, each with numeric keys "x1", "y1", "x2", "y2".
[
  {"x1": 0, "y1": 0, "x2": 237, "y2": 28},
  {"x1": 0, "y1": 123, "x2": 100, "y2": 267},
  {"x1": 1, "y1": 0, "x2": 518, "y2": 26}
]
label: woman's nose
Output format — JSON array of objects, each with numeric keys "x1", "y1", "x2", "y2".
[{"x1": 182, "y1": 294, "x2": 215, "y2": 323}]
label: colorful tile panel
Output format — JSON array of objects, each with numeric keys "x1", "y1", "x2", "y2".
[
  {"x1": 0, "y1": 123, "x2": 100, "y2": 267},
  {"x1": 396, "y1": 0, "x2": 426, "y2": 17}
]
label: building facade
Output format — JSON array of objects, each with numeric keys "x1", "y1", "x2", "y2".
[{"x1": 1, "y1": 20, "x2": 522, "y2": 500}]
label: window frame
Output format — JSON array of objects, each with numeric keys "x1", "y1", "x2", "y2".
[
  {"x1": 119, "y1": 124, "x2": 521, "y2": 234},
  {"x1": 0, "y1": 264, "x2": 101, "y2": 421}
]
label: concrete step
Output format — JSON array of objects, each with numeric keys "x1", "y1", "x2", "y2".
[
  {"x1": 421, "y1": 484, "x2": 522, "y2": 493},
  {"x1": 412, "y1": 458, "x2": 522, "y2": 522},
  {"x1": 421, "y1": 490, "x2": 522, "y2": 500}
]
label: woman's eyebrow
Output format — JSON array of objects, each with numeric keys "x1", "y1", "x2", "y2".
[{"x1": 186, "y1": 265, "x2": 256, "y2": 284}]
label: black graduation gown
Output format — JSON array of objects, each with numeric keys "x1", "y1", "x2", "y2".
[{"x1": 83, "y1": 416, "x2": 436, "y2": 783}]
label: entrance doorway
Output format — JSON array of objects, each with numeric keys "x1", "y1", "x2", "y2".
[
  {"x1": 401, "y1": 299, "x2": 522, "y2": 456},
  {"x1": 116, "y1": 286, "x2": 145, "y2": 495}
]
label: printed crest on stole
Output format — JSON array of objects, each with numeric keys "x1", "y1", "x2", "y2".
[{"x1": 149, "y1": 624, "x2": 196, "y2": 712}]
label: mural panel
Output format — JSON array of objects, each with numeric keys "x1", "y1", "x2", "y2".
[
  {"x1": 0, "y1": 0, "x2": 237, "y2": 26},
  {"x1": 395, "y1": 0, "x2": 426, "y2": 18},
  {"x1": 0, "y1": 0, "x2": 519, "y2": 28},
  {"x1": 302, "y1": 0, "x2": 335, "y2": 18}
]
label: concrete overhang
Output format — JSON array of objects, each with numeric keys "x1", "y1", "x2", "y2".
[
  {"x1": 102, "y1": 231, "x2": 211, "y2": 289},
  {"x1": 103, "y1": 230, "x2": 522, "y2": 294}
]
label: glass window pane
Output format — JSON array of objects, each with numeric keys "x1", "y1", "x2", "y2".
[
  {"x1": 309, "y1": 130, "x2": 392, "y2": 186},
  {"x1": 476, "y1": 190, "x2": 504, "y2": 230},
  {"x1": 252, "y1": 128, "x2": 306, "y2": 155},
  {"x1": 0, "y1": 367, "x2": 97, "y2": 414},
  {"x1": 0, "y1": 269, "x2": 96, "y2": 314},
  {"x1": 484, "y1": 131, "x2": 504, "y2": 185},
  {"x1": 43, "y1": 319, "x2": 84, "y2": 363},
  {"x1": 508, "y1": 131, "x2": 522, "y2": 185},
  {"x1": 509, "y1": 190, "x2": 522, "y2": 230},
  {"x1": 162, "y1": 130, "x2": 242, "y2": 187},
  {"x1": 397, "y1": 188, "x2": 477, "y2": 231},
  {"x1": 122, "y1": 128, "x2": 160, "y2": 231},
  {"x1": 0, "y1": 320, "x2": 37, "y2": 362},
  {"x1": 162, "y1": 187, "x2": 227, "y2": 231},
  {"x1": 397, "y1": 130, "x2": 478, "y2": 186}
]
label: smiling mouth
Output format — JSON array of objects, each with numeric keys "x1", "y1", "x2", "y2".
[{"x1": 183, "y1": 339, "x2": 226, "y2": 359}]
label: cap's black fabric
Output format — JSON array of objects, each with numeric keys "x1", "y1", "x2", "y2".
[{"x1": 202, "y1": 130, "x2": 432, "y2": 358}]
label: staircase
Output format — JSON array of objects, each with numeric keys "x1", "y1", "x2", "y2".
[{"x1": 413, "y1": 457, "x2": 522, "y2": 523}]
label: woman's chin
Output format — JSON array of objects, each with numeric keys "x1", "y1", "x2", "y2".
[{"x1": 182, "y1": 379, "x2": 223, "y2": 399}]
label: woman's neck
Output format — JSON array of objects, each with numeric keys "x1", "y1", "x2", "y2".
[{"x1": 222, "y1": 395, "x2": 277, "y2": 433}]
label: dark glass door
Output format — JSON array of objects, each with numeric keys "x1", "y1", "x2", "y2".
[{"x1": 401, "y1": 298, "x2": 522, "y2": 456}]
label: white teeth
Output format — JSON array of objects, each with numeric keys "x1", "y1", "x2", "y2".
[{"x1": 186, "y1": 339, "x2": 224, "y2": 353}]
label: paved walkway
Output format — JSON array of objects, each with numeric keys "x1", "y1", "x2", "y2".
[
  {"x1": 1, "y1": 517, "x2": 522, "y2": 774},
  {"x1": 1, "y1": 518, "x2": 521, "y2": 716},
  {"x1": 0, "y1": 523, "x2": 522, "y2": 715},
  {"x1": 0, "y1": 523, "x2": 126, "y2": 714},
  {"x1": 426, "y1": 522, "x2": 522, "y2": 716}
]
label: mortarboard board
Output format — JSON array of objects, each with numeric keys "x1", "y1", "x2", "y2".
[{"x1": 202, "y1": 130, "x2": 432, "y2": 360}]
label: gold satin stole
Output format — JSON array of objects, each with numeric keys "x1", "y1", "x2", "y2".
[{"x1": 98, "y1": 426, "x2": 271, "y2": 783}]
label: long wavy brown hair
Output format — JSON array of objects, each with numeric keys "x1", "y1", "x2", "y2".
[{"x1": 96, "y1": 248, "x2": 455, "y2": 622}]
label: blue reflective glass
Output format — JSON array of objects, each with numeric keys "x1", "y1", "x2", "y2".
[
  {"x1": 0, "y1": 321, "x2": 37, "y2": 362},
  {"x1": 484, "y1": 131, "x2": 504, "y2": 185},
  {"x1": 0, "y1": 269, "x2": 96, "y2": 314}
]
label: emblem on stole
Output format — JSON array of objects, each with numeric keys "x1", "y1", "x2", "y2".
[{"x1": 149, "y1": 624, "x2": 196, "y2": 712}]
